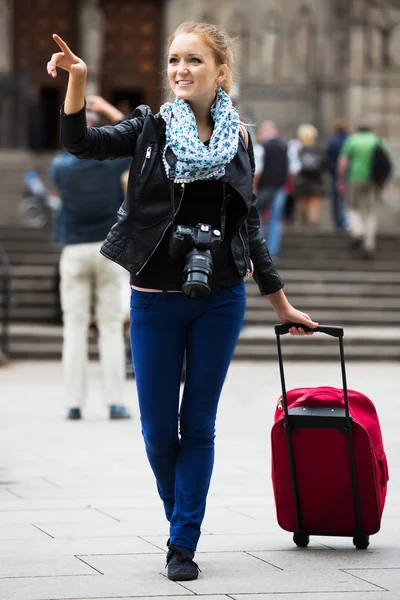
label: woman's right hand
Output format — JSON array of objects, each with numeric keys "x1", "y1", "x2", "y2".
[{"x1": 47, "y1": 34, "x2": 87, "y2": 78}]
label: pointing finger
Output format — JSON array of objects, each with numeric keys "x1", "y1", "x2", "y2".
[{"x1": 53, "y1": 33, "x2": 71, "y2": 54}]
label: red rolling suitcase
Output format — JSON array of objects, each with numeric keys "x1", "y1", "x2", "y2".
[{"x1": 271, "y1": 324, "x2": 389, "y2": 549}]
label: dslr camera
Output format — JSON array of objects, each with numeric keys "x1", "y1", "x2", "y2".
[{"x1": 169, "y1": 223, "x2": 222, "y2": 299}]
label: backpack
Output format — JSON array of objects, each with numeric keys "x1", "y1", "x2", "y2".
[
  {"x1": 371, "y1": 143, "x2": 392, "y2": 185},
  {"x1": 299, "y1": 147, "x2": 323, "y2": 174}
]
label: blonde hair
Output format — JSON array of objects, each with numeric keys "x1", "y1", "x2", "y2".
[
  {"x1": 166, "y1": 21, "x2": 236, "y2": 95},
  {"x1": 297, "y1": 123, "x2": 319, "y2": 146}
]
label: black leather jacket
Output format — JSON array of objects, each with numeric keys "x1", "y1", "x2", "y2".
[{"x1": 60, "y1": 104, "x2": 284, "y2": 295}]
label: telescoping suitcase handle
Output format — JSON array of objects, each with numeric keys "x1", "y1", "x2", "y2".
[
  {"x1": 275, "y1": 324, "x2": 343, "y2": 338},
  {"x1": 274, "y1": 323, "x2": 350, "y2": 427}
]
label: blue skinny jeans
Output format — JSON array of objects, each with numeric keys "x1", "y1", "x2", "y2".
[{"x1": 130, "y1": 281, "x2": 246, "y2": 551}]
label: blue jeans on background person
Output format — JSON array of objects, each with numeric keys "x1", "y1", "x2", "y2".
[
  {"x1": 331, "y1": 175, "x2": 348, "y2": 231},
  {"x1": 257, "y1": 187, "x2": 287, "y2": 257},
  {"x1": 129, "y1": 282, "x2": 246, "y2": 552}
]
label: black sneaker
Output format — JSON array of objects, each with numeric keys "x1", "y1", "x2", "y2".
[
  {"x1": 67, "y1": 408, "x2": 82, "y2": 420},
  {"x1": 166, "y1": 545, "x2": 200, "y2": 581},
  {"x1": 109, "y1": 405, "x2": 132, "y2": 420}
]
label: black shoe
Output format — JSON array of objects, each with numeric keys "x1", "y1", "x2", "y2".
[
  {"x1": 67, "y1": 408, "x2": 82, "y2": 420},
  {"x1": 349, "y1": 237, "x2": 362, "y2": 250},
  {"x1": 363, "y1": 249, "x2": 375, "y2": 261},
  {"x1": 109, "y1": 405, "x2": 132, "y2": 419},
  {"x1": 166, "y1": 545, "x2": 200, "y2": 581}
]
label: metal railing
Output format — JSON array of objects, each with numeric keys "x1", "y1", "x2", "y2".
[{"x1": 0, "y1": 245, "x2": 11, "y2": 361}]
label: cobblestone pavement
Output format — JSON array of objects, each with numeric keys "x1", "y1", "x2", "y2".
[{"x1": 0, "y1": 359, "x2": 398, "y2": 600}]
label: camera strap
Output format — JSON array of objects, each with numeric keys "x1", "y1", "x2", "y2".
[
  {"x1": 220, "y1": 181, "x2": 228, "y2": 242},
  {"x1": 165, "y1": 146, "x2": 178, "y2": 225}
]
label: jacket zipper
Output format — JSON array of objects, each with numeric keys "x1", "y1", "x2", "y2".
[
  {"x1": 140, "y1": 146, "x2": 152, "y2": 175},
  {"x1": 135, "y1": 184, "x2": 185, "y2": 275},
  {"x1": 238, "y1": 225, "x2": 251, "y2": 276},
  {"x1": 225, "y1": 180, "x2": 252, "y2": 277}
]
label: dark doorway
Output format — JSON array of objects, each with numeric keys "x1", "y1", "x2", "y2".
[
  {"x1": 40, "y1": 86, "x2": 60, "y2": 150},
  {"x1": 111, "y1": 89, "x2": 144, "y2": 116}
]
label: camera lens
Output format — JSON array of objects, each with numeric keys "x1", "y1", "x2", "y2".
[{"x1": 182, "y1": 249, "x2": 213, "y2": 299}]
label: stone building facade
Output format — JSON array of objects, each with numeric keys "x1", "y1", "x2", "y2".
[{"x1": 1, "y1": 0, "x2": 400, "y2": 161}]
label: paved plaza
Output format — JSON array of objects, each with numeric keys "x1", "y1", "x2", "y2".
[{"x1": 0, "y1": 358, "x2": 399, "y2": 600}]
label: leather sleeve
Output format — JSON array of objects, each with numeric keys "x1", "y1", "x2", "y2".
[
  {"x1": 246, "y1": 131, "x2": 285, "y2": 296},
  {"x1": 60, "y1": 102, "x2": 143, "y2": 161}
]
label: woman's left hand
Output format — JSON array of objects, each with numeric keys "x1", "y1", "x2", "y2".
[{"x1": 276, "y1": 304, "x2": 318, "y2": 336}]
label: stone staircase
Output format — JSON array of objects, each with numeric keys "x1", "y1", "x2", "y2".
[{"x1": 1, "y1": 224, "x2": 400, "y2": 361}]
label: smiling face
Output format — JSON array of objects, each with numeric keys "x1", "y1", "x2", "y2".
[{"x1": 167, "y1": 33, "x2": 227, "y2": 107}]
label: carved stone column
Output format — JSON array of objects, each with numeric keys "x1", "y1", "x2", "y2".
[{"x1": 79, "y1": 0, "x2": 104, "y2": 96}]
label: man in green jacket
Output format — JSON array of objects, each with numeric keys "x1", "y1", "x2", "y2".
[{"x1": 337, "y1": 122, "x2": 388, "y2": 259}]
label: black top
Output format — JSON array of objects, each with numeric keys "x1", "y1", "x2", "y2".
[
  {"x1": 130, "y1": 178, "x2": 242, "y2": 290},
  {"x1": 258, "y1": 137, "x2": 288, "y2": 189}
]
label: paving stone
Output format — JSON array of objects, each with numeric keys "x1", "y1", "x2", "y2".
[
  {"x1": 68, "y1": 597, "x2": 225, "y2": 600},
  {"x1": 0, "y1": 536, "x2": 163, "y2": 558},
  {"x1": 0, "y1": 361, "x2": 399, "y2": 597},
  {"x1": 0, "y1": 573, "x2": 186, "y2": 600},
  {"x1": 4, "y1": 487, "x2": 154, "y2": 500},
  {"x1": 230, "y1": 594, "x2": 398, "y2": 600},
  {"x1": 0, "y1": 524, "x2": 50, "y2": 540},
  {"x1": 0, "y1": 499, "x2": 97, "y2": 510},
  {"x1": 201, "y1": 507, "x2": 275, "y2": 534},
  {"x1": 0, "y1": 556, "x2": 95, "y2": 578},
  {"x1": 0, "y1": 509, "x2": 116, "y2": 524},
  {"x1": 178, "y1": 551, "x2": 381, "y2": 595},
  {"x1": 35, "y1": 520, "x2": 169, "y2": 539},
  {"x1": 143, "y1": 533, "x2": 325, "y2": 553},
  {"x1": 248, "y1": 547, "x2": 400, "y2": 569},
  {"x1": 345, "y1": 568, "x2": 400, "y2": 591}
]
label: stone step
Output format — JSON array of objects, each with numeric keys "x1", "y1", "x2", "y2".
[
  {"x1": 7, "y1": 278, "x2": 400, "y2": 297},
  {"x1": 234, "y1": 344, "x2": 400, "y2": 361},
  {"x1": 246, "y1": 295, "x2": 400, "y2": 309},
  {"x1": 244, "y1": 309, "x2": 400, "y2": 326},
  {"x1": 1, "y1": 226, "x2": 399, "y2": 243},
  {"x1": 273, "y1": 258, "x2": 400, "y2": 271},
  {"x1": 8, "y1": 324, "x2": 399, "y2": 361},
  {"x1": 277, "y1": 270, "x2": 400, "y2": 283},
  {"x1": 5, "y1": 251, "x2": 400, "y2": 271},
  {"x1": 8, "y1": 291, "x2": 400, "y2": 311},
  {"x1": 3, "y1": 244, "x2": 400, "y2": 263},
  {"x1": 8, "y1": 265, "x2": 400, "y2": 284},
  {"x1": 8, "y1": 304, "x2": 400, "y2": 325},
  {"x1": 247, "y1": 282, "x2": 400, "y2": 297}
]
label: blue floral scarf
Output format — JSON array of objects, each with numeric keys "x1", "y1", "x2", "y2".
[{"x1": 160, "y1": 88, "x2": 240, "y2": 183}]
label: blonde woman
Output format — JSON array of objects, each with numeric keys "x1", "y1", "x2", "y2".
[
  {"x1": 47, "y1": 21, "x2": 317, "y2": 580},
  {"x1": 295, "y1": 123, "x2": 327, "y2": 226}
]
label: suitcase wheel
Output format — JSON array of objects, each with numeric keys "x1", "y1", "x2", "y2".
[
  {"x1": 293, "y1": 532, "x2": 310, "y2": 548},
  {"x1": 353, "y1": 535, "x2": 370, "y2": 550}
]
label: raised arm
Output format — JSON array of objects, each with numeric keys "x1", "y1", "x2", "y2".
[
  {"x1": 47, "y1": 34, "x2": 87, "y2": 114},
  {"x1": 47, "y1": 35, "x2": 141, "y2": 161}
]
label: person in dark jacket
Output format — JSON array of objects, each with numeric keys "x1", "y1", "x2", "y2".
[
  {"x1": 47, "y1": 21, "x2": 318, "y2": 581},
  {"x1": 50, "y1": 106, "x2": 132, "y2": 421},
  {"x1": 254, "y1": 121, "x2": 288, "y2": 256},
  {"x1": 294, "y1": 123, "x2": 328, "y2": 227},
  {"x1": 325, "y1": 118, "x2": 349, "y2": 231}
]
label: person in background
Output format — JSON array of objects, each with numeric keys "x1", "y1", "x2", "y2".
[
  {"x1": 326, "y1": 118, "x2": 349, "y2": 232},
  {"x1": 50, "y1": 102, "x2": 132, "y2": 421},
  {"x1": 337, "y1": 120, "x2": 391, "y2": 260},
  {"x1": 294, "y1": 124, "x2": 326, "y2": 227},
  {"x1": 253, "y1": 121, "x2": 288, "y2": 257},
  {"x1": 284, "y1": 136, "x2": 302, "y2": 224}
]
